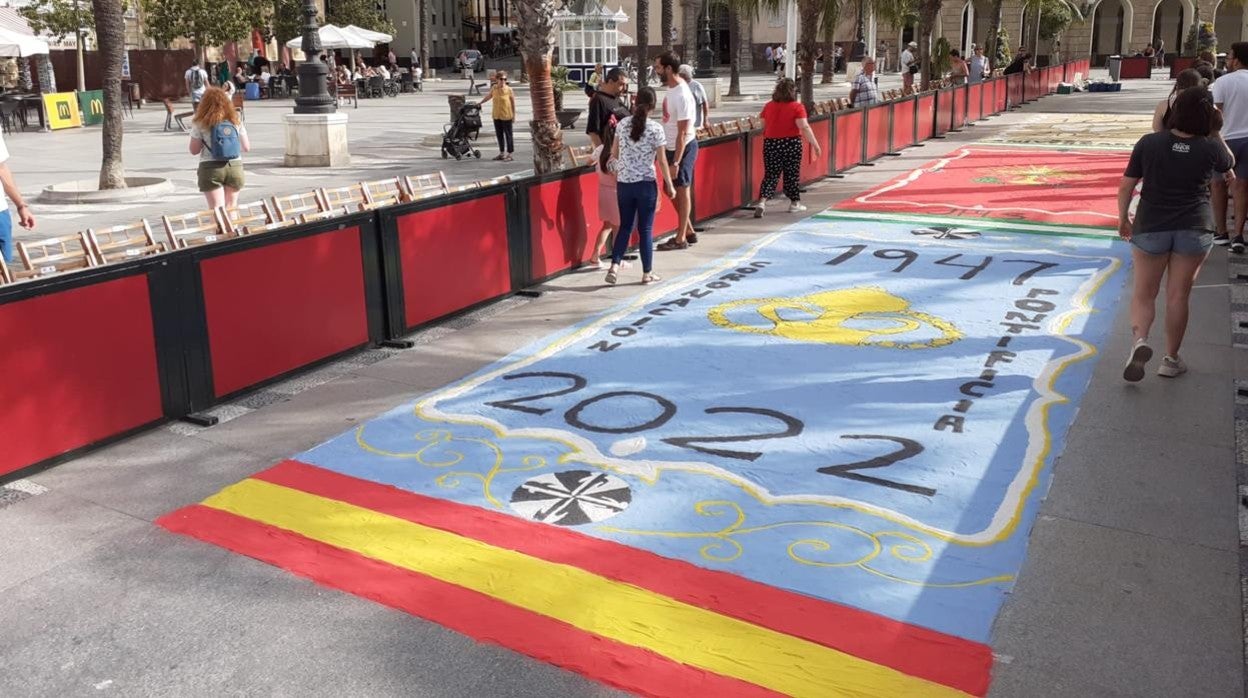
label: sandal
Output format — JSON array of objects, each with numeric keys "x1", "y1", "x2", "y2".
[
  {"x1": 605, "y1": 268, "x2": 618, "y2": 285},
  {"x1": 642, "y1": 272, "x2": 661, "y2": 284},
  {"x1": 657, "y1": 240, "x2": 689, "y2": 251},
  {"x1": 492, "y1": 153, "x2": 505, "y2": 161},
  {"x1": 687, "y1": 233, "x2": 699, "y2": 244}
]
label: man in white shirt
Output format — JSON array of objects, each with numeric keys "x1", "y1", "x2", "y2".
[
  {"x1": 677, "y1": 64, "x2": 709, "y2": 128},
  {"x1": 184, "y1": 60, "x2": 208, "y2": 106},
  {"x1": 377, "y1": 64, "x2": 391, "y2": 80},
  {"x1": 0, "y1": 129, "x2": 35, "y2": 264},
  {"x1": 968, "y1": 45, "x2": 988, "y2": 83},
  {"x1": 1212, "y1": 41, "x2": 1248, "y2": 250},
  {"x1": 654, "y1": 52, "x2": 698, "y2": 250},
  {"x1": 900, "y1": 41, "x2": 917, "y2": 91},
  {"x1": 775, "y1": 45, "x2": 786, "y2": 75},
  {"x1": 850, "y1": 56, "x2": 880, "y2": 106}
]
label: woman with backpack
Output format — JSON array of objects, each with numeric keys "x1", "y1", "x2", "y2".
[{"x1": 188, "y1": 87, "x2": 250, "y2": 208}]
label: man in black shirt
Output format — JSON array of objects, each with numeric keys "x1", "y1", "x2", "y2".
[
  {"x1": 1003, "y1": 51, "x2": 1029, "y2": 75},
  {"x1": 586, "y1": 67, "x2": 630, "y2": 147}
]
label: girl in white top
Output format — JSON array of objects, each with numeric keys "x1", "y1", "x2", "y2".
[{"x1": 605, "y1": 86, "x2": 675, "y2": 285}]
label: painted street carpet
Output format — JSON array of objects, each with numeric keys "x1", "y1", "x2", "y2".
[
  {"x1": 835, "y1": 147, "x2": 1130, "y2": 230},
  {"x1": 980, "y1": 113, "x2": 1151, "y2": 151},
  {"x1": 160, "y1": 217, "x2": 1128, "y2": 697}
]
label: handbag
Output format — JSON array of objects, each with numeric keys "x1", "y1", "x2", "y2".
[{"x1": 909, "y1": 64, "x2": 919, "y2": 75}]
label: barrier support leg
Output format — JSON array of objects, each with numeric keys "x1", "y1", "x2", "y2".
[
  {"x1": 181, "y1": 413, "x2": 220, "y2": 428},
  {"x1": 379, "y1": 338, "x2": 415, "y2": 349}
]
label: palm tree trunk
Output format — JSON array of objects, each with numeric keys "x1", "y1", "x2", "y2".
[
  {"x1": 661, "y1": 0, "x2": 673, "y2": 52},
  {"x1": 419, "y1": 0, "x2": 430, "y2": 75},
  {"x1": 94, "y1": 0, "x2": 126, "y2": 189},
  {"x1": 798, "y1": 0, "x2": 820, "y2": 107},
  {"x1": 728, "y1": 5, "x2": 742, "y2": 96},
  {"x1": 820, "y1": 21, "x2": 835, "y2": 83},
  {"x1": 986, "y1": 0, "x2": 1002, "y2": 71},
  {"x1": 637, "y1": 0, "x2": 650, "y2": 69},
  {"x1": 918, "y1": 0, "x2": 940, "y2": 90},
  {"x1": 515, "y1": 0, "x2": 563, "y2": 173}
]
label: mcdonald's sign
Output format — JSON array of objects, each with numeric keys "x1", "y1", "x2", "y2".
[
  {"x1": 78, "y1": 90, "x2": 104, "y2": 126},
  {"x1": 43, "y1": 92, "x2": 81, "y2": 130}
]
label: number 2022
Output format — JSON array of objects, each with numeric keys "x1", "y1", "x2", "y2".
[{"x1": 484, "y1": 372, "x2": 937, "y2": 497}]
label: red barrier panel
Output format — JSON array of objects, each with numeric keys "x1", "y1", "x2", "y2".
[
  {"x1": 864, "y1": 105, "x2": 890, "y2": 161},
  {"x1": 916, "y1": 93, "x2": 935, "y2": 141},
  {"x1": 1028, "y1": 70, "x2": 1042, "y2": 100},
  {"x1": 952, "y1": 87, "x2": 967, "y2": 129},
  {"x1": 800, "y1": 117, "x2": 832, "y2": 183},
  {"x1": 890, "y1": 98, "x2": 915, "y2": 151},
  {"x1": 993, "y1": 77, "x2": 1007, "y2": 113},
  {"x1": 201, "y1": 227, "x2": 370, "y2": 398},
  {"x1": 530, "y1": 173, "x2": 605, "y2": 280},
  {"x1": 695, "y1": 138, "x2": 746, "y2": 220},
  {"x1": 967, "y1": 82, "x2": 983, "y2": 122},
  {"x1": 0, "y1": 275, "x2": 163, "y2": 478},
  {"x1": 397, "y1": 193, "x2": 511, "y2": 328},
  {"x1": 934, "y1": 90, "x2": 954, "y2": 135},
  {"x1": 833, "y1": 109, "x2": 864, "y2": 172},
  {"x1": 749, "y1": 131, "x2": 765, "y2": 200},
  {"x1": 1007, "y1": 74, "x2": 1023, "y2": 108}
]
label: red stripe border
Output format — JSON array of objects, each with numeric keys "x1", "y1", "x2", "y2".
[
  {"x1": 159, "y1": 503, "x2": 783, "y2": 698},
  {"x1": 253, "y1": 459, "x2": 990, "y2": 695}
]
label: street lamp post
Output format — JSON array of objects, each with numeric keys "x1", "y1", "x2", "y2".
[
  {"x1": 694, "y1": 2, "x2": 715, "y2": 77},
  {"x1": 294, "y1": 0, "x2": 335, "y2": 115}
]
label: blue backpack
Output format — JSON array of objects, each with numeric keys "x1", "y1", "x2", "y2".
[{"x1": 207, "y1": 122, "x2": 241, "y2": 161}]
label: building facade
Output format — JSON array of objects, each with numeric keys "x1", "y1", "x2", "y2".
[{"x1": 386, "y1": 0, "x2": 466, "y2": 68}]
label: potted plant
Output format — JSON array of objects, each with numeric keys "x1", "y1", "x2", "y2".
[
  {"x1": 552, "y1": 66, "x2": 582, "y2": 129},
  {"x1": 1174, "y1": 21, "x2": 1216, "y2": 77}
]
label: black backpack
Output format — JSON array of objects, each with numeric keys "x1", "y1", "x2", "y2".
[{"x1": 190, "y1": 68, "x2": 204, "y2": 90}]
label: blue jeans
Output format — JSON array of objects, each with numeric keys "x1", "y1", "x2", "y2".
[
  {"x1": 0, "y1": 209, "x2": 11, "y2": 263},
  {"x1": 613, "y1": 180, "x2": 657, "y2": 273}
]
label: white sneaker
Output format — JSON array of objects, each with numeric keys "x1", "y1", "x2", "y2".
[
  {"x1": 754, "y1": 200, "x2": 765, "y2": 218},
  {"x1": 1122, "y1": 338, "x2": 1153, "y2": 382},
  {"x1": 1157, "y1": 355, "x2": 1187, "y2": 377},
  {"x1": 789, "y1": 201, "x2": 808, "y2": 213}
]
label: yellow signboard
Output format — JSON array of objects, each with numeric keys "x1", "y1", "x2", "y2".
[{"x1": 43, "y1": 92, "x2": 81, "y2": 130}]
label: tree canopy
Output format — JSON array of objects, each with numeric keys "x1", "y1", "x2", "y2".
[
  {"x1": 141, "y1": 0, "x2": 261, "y2": 52},
  {"x1": 20, "y1": 0, "x2": 94, "y2": 42}
]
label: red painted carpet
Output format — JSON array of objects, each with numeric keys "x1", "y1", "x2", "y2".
[{"x1": 836, "y1": 147, "x2": 1129, "y2": 229}]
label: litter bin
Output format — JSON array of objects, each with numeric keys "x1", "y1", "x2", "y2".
[
  {"x1": 1107, "y1": 55, "x2": 1122, "y2": 82},
  {"x1": 448, "y1": 94, "x2": 465, "y2": 121}
]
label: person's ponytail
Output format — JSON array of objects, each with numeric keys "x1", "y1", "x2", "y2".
[{"x1": 629, "y1": 86, "x2": 656, "y2": 142}]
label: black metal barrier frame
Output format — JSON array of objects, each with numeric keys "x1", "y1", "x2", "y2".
[{"x1": 0, "y1": 60, "x2": 1081, "y2": 485}]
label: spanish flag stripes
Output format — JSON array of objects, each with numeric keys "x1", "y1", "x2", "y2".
[{"x1": 157, "y1": 460, "x2": 992, "y2": 697}]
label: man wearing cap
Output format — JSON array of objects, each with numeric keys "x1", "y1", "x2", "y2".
[{"x1": 900, "y1": 41, "x2": 918, "y2": 91}]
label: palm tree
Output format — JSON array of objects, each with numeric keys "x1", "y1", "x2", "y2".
[
  {"x1": 661, "y1": 0, "x2": 673, "y2": 51},
  {"x1": 916, "y1": 0, "x2": 940, "y2": 89},
  {"x1": 820, "y1": 8, "x2": 837, "y2": 83},
  {"x1": 985, "y1": 0, "x2": 1003, "y2": 69},
  {"x1": 514, "y1": 0, "x2": 564, "y2": 173},
  {"x1": 419, "y1": 0, "x2": 429, "y2": 74},
  {"x1": 728, "y1": 4, "x2": 743, "y2": 95},
  {"x1": 93, "y1": 0, "x2": 125, "y2": 189},
  {"x1": 636, "y1": 0, "x2": 650, "y2": 71}
]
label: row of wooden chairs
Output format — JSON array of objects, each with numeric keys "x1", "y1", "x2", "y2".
[{"x1": 0, "y1": 172, "x2": 453, "y2": 287}]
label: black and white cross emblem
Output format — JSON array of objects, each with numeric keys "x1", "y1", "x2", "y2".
[
  {"x1": 509, "y1": 470, "x2": 632, "y2": 526},
  {"x1": 912, "y1": 225, "x2": 981, "y2": 239}
]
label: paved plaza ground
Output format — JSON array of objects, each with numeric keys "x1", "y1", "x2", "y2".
[
  {"x1": 2, "y1": 72, "x2": 1245, "y2": 697},
  {"x1": 10, "y1": 61, "x2": 905, "y2": 242}
]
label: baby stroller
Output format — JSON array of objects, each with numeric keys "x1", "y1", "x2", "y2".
[{"x1": 442, "y1": 103, "x2": 482, "y2": 160}]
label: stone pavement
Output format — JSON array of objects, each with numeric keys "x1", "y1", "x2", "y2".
[
  {"x1": 2, "y1": 74, "x2": 1243, "y2": 697},
  {"x1": 8, "y1": 63, "x2": 900, "y2": 243}
]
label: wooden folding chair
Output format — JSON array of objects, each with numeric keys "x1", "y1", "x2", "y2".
[
  {"x1": 219, "y1": 200, "x2": 289, "y2": 235},
  {"x1": 0, "y1": 254, "x2": 36, "y2": 285},
  {"x1": 162, "y1": 209, "x2": 234, "y2": 249},
  {"x1": 404, "y1": 172, "x2": 451, "y2": 201},
  {"x1": 271, "y1": 190, "x2": 331, "y2": 223},
  {"x1": 86, "y1": 220, "x2": 166, "y2": 264},
  {"x1": 319, "y1": 183, "x2": 369, "y2": 214},
  {"x1": 16, "y1": 232, "x2": 96, "y2": 276},
  {"x1": 362, "y1": 177, "x2": 411, "y2": 209},
  {"x1": 566, "y1": 144, "x2": 595, "y2": 166}
]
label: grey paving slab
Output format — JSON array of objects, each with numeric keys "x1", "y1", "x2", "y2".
[
  {"x1": 188, "y1": 373, "x2": 424, "y2": 459},
  {"x1": 989, "y1": 515, "x2": 1242, "y2": 698},
  {"x1": 1043, "y1": 424, "x2": 1238, "y2": 551},
  {"x1": 26, "y1": 429, "x2": 273, "y2": 522},
  {"x1": 0, "y1": 527, "x2": 623, "y2": 698}
]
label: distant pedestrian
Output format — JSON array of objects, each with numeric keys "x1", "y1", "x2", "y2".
[
  {"x1": 604, "y1": 87, "x2": 675, "y2": 286},
  {"x1": 188, "y1": 87, "x2": 250, "y2": 208},
  {"x1": 478, "y1": 70, "x2": 516, "y2": 161},
  {"x1": 776, "y1": 45, "x2": 787, "y2": 74},
  {"x1": 1119, "y1": 86, "x2": 1232, "y2": 381},
  {"x1": 765, "y1": 45, "x2": 774, "y2": 72},
  {"x1": 410, "y1": 47, "x2": 419, "y2": 69},
  {"x1": 949, "y1": 49, "x2": 969, "y2": 85},
  {"x1": 850, "y1": 56, "x2": 880, "y2": 107},
  {"x1": 0, "y1": 127, "x2": 34, "y2": 263},
  {"x1": 185, "y1": 60, "x2": 209, "y2": 106},
  {"x1": 677, "y1": 64, "x2": 709, "y2": 129},
  {"x1": 1211, "y1": 41, "x2": 1248, "y2": 248},
  {"x1": 753, "y1": 77, "x2": 822, "y2": 218},
  {"x1": 901, "y1": 41, "x2": 918, "y2": 91},
  {"x1": 969, "y1": 45, "x2": 988, "y2": 84},
  {"x1": 1153, "y1": 68, "x2": 1205, "y2": 132},
  {"x1": 834, "y1": 45, "x2": 844, "y2": 72}
]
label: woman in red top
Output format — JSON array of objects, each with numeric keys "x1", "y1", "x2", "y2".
[{"x1": 753, "y1": 78, "x2": 823, "y2": 217}]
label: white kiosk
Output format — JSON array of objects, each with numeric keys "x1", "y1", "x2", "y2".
[{"x1": 553, "y1": 4, "x2": 629, "y2": 85}]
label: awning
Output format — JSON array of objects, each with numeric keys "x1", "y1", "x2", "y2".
[
  {"x1": 346, "y1": 25, "x2": 393, "y2": 43},
  {"x1": 285, "y1": 25, "x2": 374, "y2": 51},
  {"x1": 489, "y1": 25, "x2": 516, "y2": 35},
  {"x1": 0, "y1": 28, "x2": 49, "y2": 57}
]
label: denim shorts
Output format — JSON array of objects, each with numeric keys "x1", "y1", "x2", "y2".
[
  {"x1": 1131, "y1": 229, "x2": 1213, "y2": 256},
  {"x1": 0, "y1": 208, "x2": 10, "y2": 263},
  {"x1": 1227, "y1": 138, "x2": 1248, "y2": 179},
  {"x1": 665, "y1": 139, "x2": 699, "y2": 188}
]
